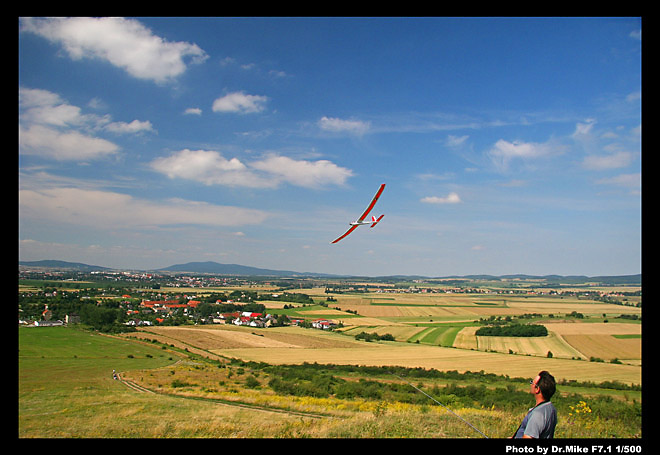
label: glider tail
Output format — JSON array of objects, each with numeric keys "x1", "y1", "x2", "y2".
[{"x1": 370, "y1": 214, "x2": 384, "y2": 228}]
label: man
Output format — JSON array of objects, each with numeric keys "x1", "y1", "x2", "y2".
[{"x1": 513, "y1": 370, "x2": 558, "y2": 438}]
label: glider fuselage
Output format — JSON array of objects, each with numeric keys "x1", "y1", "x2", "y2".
[{"x1": 331, "y1": 184, "x2": 386, "y2": 244}]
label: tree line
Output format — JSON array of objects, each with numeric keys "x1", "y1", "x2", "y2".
[{"x1": 475, "y1": 323, "x2": 548, "y2": 337}]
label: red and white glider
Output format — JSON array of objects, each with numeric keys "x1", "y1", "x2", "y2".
[{"x1": 331, "y1": 183, "x2": 386, "y2": 244}]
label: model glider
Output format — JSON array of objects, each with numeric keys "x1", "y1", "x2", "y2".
[{"x1": 331, "y1": 183, "x2": 385, "y2": 244}]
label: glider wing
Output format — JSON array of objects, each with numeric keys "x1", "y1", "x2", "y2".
[
  {"x1": 331, "y1": 224, "x2": 359, "y2": 244},
  {"x1": 356, "y1": 183, "x2": 386, "y2": 223},
  {"x1": 331, "y1": 183, "x2": 386, "y2": 244}
]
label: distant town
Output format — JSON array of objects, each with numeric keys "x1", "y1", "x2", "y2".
[{"x1": 18, "y1": 263, "x2": 641, "y2": 332}]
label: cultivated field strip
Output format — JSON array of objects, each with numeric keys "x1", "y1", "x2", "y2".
[{"x1": 210, "y1": 338, "x2": 641, "y2": 385}]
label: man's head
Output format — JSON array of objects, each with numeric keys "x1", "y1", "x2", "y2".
[{"x1": 531, "y1": 370, "x2": 556, "y2": 401}]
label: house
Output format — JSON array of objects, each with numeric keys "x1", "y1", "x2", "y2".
[
  {"x1": 125, "y1": 319, "x2": 153, "y2": 327},
  {"x1": 34, "y1": 320, "x2": 64, "y2": 327},
  {"x1": 233, "y1": 316, "x2": 252, "y2": 326},
  {"x1": 311, "y1": 318, "x2": 336, "y2": 330}
]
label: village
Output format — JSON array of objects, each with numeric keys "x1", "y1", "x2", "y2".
[
  {"x1": 19, "y1": 291, "x2": 338, "y2": 332},
  {"x1": 134, "y1": 297, "x2": 337, "y2": 330}
]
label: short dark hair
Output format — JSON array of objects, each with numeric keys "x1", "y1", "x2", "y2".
[{"x1": 537, "y1": 371, "x2": 556, "y2": 400}]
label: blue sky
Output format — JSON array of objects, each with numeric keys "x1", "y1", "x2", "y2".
[{"x1": 18, "y1": 17, "x2": 642, "y2": 276}]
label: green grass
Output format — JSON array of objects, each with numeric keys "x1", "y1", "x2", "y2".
[
  {"x1": 18, "y1": 326, "x2": 642, "y2": 438},
  {"x1": 19, "y1": 326, "x2": 181, "y2": 437},
  {"x1": 407, "y1": 325, "x2": 464, "y2": 347}
]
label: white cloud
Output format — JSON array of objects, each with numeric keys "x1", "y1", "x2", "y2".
[
  {"x1": 421, "y1": 192, "x2": 462, "y2": 204},
  {"x1": 20, "y1": 17, "x2": 208, "y2": 83},
  {"x1": 19, "y1": 187, "x2": 269, "y2": 228},
  {"x1": 19, "y1": 87, "x2": 85, "y2": 127},
  {"x1": 184, "y1": 107, "x2": 202, "y2": 115},
  {"x1": 486, "y1": 139, "x2": 559, "y2": 171},
  {"x1": 596, "y1": 173, "x2": 641, "y2": 191},
  {"x1": 150, "y1": 149, "x2": 353, "y2": 189},
  {"x1": 212, "y1": 91, "x2": 268, "y2": 114},
  {"x1": 251, "y1": 154, "x2": 354, "y2": 188},
  {"x1": 446, "y1": 135, "x2": 469, "y2": 147},
  {"x1": 582, "y1": 151, "x2": 634, "y2": 170},
  {"x1": 150, "y1": 149, "x2": 271, "y2": 187},
  {"x1": 318, "y1": 116, "x2": 370, "y2": 135},
  {"x1": 19, "y1": 87, "x2": 154, "y2": 160},
  {"x1": 19, "y1": 124, "x2": 119, "y2": 161},
  {"x1": 103, "y1": 119, "x2": 154, "y2": 134},
  {"x1": 572, "y1": 118, "x2": 597, "y2": 138}
]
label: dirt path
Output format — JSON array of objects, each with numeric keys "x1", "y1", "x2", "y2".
[{"x1": 115, "y1": 371, "x2": 335, "y2": 420}]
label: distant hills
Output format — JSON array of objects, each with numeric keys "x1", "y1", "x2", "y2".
[
  {"x1": 18, "y1": 260, "x2": 110, "y2": 272},
  {"x1": 18, "y1": 259, "x2": 641, "y2": 284},
  {"x1": 156, "y1": 261, "x2": 330, "y2": 277}
]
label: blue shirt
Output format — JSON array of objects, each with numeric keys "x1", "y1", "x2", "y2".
[{"x1": 514, "y1": 401, "x2": 557, "y2": 438}]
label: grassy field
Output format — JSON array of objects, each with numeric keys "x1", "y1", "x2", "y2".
[{"x1": 19, "y1": 326, "x2": 642, "y2": 438}]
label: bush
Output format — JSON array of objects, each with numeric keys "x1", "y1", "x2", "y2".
[
  {"x1": 355, "y1": 331, "x2": 395, "y2": 342},
  {"x1": 475, "y1": 323, "x2": 548, "y2": 337}
]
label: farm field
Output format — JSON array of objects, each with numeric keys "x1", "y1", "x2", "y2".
[
  {"x1": 250, "y1": 288, "x2": 642, "y2": 384},
  {"x1": 19, "y1": 275, "x2": 642, "y2": 438},
  {"x1": 20, "y1": 326, "x2": 642, "y2": 438},
  {"x1": 131, "y1": 321, "x2": 641, "y2": 386}
]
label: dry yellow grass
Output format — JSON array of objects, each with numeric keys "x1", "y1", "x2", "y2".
[
  {"x1": 134, "y1": 325, "x2": 365, "y2": 351},
  {"x1": 343, "y1": 325, "x2": 427, "y2": 340},
  {"x1": 506, "y1": 300, "x2": 641, "y2": 316},
  {"x1": 452, "y1": 321, "x2": 640, "y2": 363},
  {"x1": 213, "y1": 342, "x2": 641, "y2": 385},
  {"x1": 453, "y1": 327, "x2": 479, "y2": 350},
  {"x1": 477, "y1": 332, "x2": 584, "y2": 359},
  {"x1": 562, "y1": 335, "x2": 641, "y2": 361},
  {"x1": 542, "y1": 322, "x2": 640, "y2": 335}
]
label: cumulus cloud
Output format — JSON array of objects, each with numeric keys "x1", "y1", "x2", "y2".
[
  {"x1": 250, "y1": 154, "x2": 354, "y2": 188},
  {"x1": 19, "y1": 87, "x2": 85, "y2": 127},
  {"x1": 150, "y1": 149, "x2": 353, "y2": 189},
  {"x1": 212, "y1": 91, "x2": 268, "y2": 114},
  {"x1": 19, "y1": 124, "x2": 119, "y2": 161},
  {"x1": 19, "y1": 87, "x2": 153, "y2": 161},
  {"x1": 20, "y1": 17, "x2": 208, "y2": 83},
  {"x1": 19, "y1": 187, "x2": 269, "y2": 228},
  {"x1": 103, "y1": 119, "x2": 154, "y2": 134},
  {"x1": 421, "y1": 192, "x2": 462, "y2": 204},
  {"x1": 318, "y1": 116, "x2": 370, "y2": 135},
  {"x1": 150, "y1": 149, "x2": 273, "y2": 187}
]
